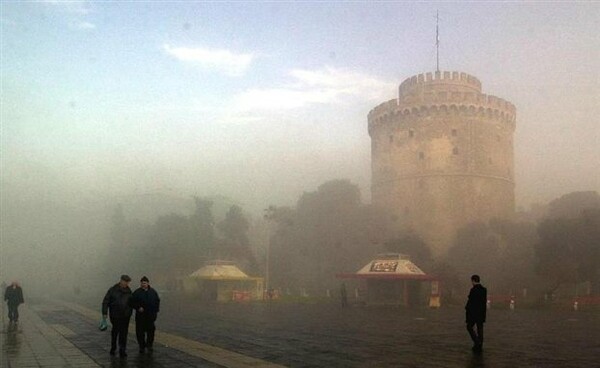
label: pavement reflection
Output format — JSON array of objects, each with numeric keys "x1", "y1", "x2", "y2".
[
  {"x1": 4, "y1": 322, "x2": 22, "y2": 356},
  {"x1": 467, "y1": 351, "x2": 485, "y2": 368},
  {"x1": 107, "y1": 354, "x2": 159, "y2": 368}
]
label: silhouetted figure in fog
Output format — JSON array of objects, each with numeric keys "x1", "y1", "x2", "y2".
[
  {"x1": 102, "y1": 275, "x2": 133, "y2": 357},
  {"x1": 340, "y1": 283, "x2": 348, "y2": 308},
  {"x1": 465, "y1": 274, "x2": 487, "y2": 352},
  {"x1": 4, "y1": 281, "x2": 24, "y2": 323},
  {"x1": 130, "y1": 276, "x2": 160, "y2": 354}
]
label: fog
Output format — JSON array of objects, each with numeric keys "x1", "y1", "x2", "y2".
[{"x1": 1, "y1": 3, "x2": 599, "y2": 298}]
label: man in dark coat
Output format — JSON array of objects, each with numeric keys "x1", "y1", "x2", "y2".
[
  {"x1": 102, "y1": 275, "x2": 133, "y2": 357},
  {"x1": 4, "y1": 281, "x2": 24, "y2": 323},
  {"x1": 465, "y1": 274, "x2": 487, "y2": 352},
  {"x1": 130, "y1": 276, "x2": 160, "y2": 353}
]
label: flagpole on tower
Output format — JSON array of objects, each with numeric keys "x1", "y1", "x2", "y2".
[{"x1": 436, "y1": 10, "x2": 440, "y2": 72}]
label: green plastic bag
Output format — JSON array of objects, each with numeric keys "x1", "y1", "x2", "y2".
[{"x1": 98, "y1": 317, "x2": 108, "y2": 331}]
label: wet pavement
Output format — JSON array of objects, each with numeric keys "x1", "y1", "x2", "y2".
[
  {"x1": 1, "y1": 300, "x2": 282, "y2": 368},
  {"x1": 2, "y1": 296, "x2": 599, "y2": 367},
  {"x1": 70, "y1": 294, "x2": 600, "y2": 367},
  {"x1": 0, "y1": 304, "x2": 99, "y2": 368},
  {"x1": 154, "y1": 295, "x2": 600, "y2": 368}
]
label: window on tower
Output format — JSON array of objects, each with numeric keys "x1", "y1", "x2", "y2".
[
  {"x1": 389, "y1": 135, "x2": 394, "y2": 143},
  {"x1": 453, "y1": 147, "x2": 459, "y2": 155},
  {"x1": 419, "y1": 152, "x2": 424, "y2": 160},
  {"x1": 409, "y1": 130, "x2": 414, "y2": 138},
  {"x1": 452, "y1": 129, "x2": 457, "y2": 136}
]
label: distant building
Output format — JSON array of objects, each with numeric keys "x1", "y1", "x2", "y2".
[{"x1": 368, "y1": 71, "x2": 516, "y2": 256}]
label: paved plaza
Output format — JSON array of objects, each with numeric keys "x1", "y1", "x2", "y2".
[
  {"x1": 1, "y1": 296, "x2": 599, "y2": 367},
  {"x1": 154, "y1": 296, "x2": 600, "y2": 368},
  {"x1": 0, "y1": 300, "x2": 282, "y2": 368}
]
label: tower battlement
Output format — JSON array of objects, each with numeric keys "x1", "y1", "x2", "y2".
[
  {"x1": 399, "y1": 71, "x2": 482, "y2": 97},
  {"x1": 368, "y1": 92, "x2": 516, "y2": 136},
  {"x1": 368, "y1": 72, "x2": 516, "y2": 136}
]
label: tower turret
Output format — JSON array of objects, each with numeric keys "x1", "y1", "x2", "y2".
[{"x1": 368, "y1": 71, "x2": 516, "y2": 256}]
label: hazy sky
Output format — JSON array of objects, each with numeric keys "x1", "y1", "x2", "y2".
[{"x1": 2, "y1": 1, "x2": 599, "y2": 213}]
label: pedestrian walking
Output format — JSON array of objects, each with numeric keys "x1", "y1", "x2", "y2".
[
  {"x1": 102, "y1": 275, "x2": 133, "y2": 357},
  {"x1": 130, "y1": 276, "x2": 160, "y2": 354},
  {"x1": 4, "y1": 281, "x2": 24, "y2": 323},
  {"x1": 465, "y1": 274, "x2": 487, "y2": 352}
]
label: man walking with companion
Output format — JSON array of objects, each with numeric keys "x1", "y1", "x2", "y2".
[
  {"x1": 102, "y1": 275, "x2": 133, "y2": 357},
  {"x1": 130, "y1": 276, "x2": 161, "y2": 354}
]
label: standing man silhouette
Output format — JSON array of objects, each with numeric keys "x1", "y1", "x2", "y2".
[
  {"x1": 340, "y1": 283, "x2": 348, "y2": 308},
  {"x1": 465, "y1": 274, "x2": 487, "y2": 352}
]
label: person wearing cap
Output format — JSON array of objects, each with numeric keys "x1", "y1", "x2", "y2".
[
  {"x1": 130, "y1": 276, "x2": 160, "y2": 353},
  {"x1": 102, "y1": 275, "x2": 133, "y2": 357}
]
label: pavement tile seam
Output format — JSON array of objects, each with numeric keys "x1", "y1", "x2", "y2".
[{"x1": 57, "y1": 300, "x2": 288, "y2": 368}]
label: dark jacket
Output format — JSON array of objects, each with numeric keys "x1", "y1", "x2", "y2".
[
  {"x1": 102, "y1": 283, "x2": 133, "y2": 321},
  {"x1": 465, "y1": 284, "x2": 487, "y2": 323},
  {"x1": 130, "y1": 287, "x2": 160, "y2": 321},
  {"x1": 4, "y1": 286, "x2": 24, "y2": 306}
]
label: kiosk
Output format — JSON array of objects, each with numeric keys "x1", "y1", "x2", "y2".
[
  {"x1": 185, "y1": 260, "x2": 264, "y2": 302},
  {"x1": 337, "y1": 253, "x2": 438, "y2": 307}
]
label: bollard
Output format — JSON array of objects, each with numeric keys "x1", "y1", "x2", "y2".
[
  {"x1": 486, "y1": 299, "x2": 491, "y2": 309},
  {"x1": 354, "y1": 288, "x2": 359, "y2": 299},
  {"x1": 326, "y1": 289, "x2": 331, "y2": 298},
  {"x1": 573, "y1": 301, "x2": 579, "y2": 311},
  {"x1": 509, "y1": 298, "x2": 515, "y2": 311}
]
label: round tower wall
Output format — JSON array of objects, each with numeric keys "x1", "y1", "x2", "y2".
[
  {"x1": 369, "y1": 71, "x2": 516, "y2": 257},
  {"x1": 372, "y1": 175, "x2": 515, "y2": 256}
]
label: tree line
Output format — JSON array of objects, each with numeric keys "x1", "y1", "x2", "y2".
[
  {"x1": 267, "y1": 185, "x2": 600, "y2": 300},
  {"x1": 106, "y1": 182, "x2": 600, "y2": 301},
  {"x1": 106, "y1": 197, "x2": 257, "y2": 284}
]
